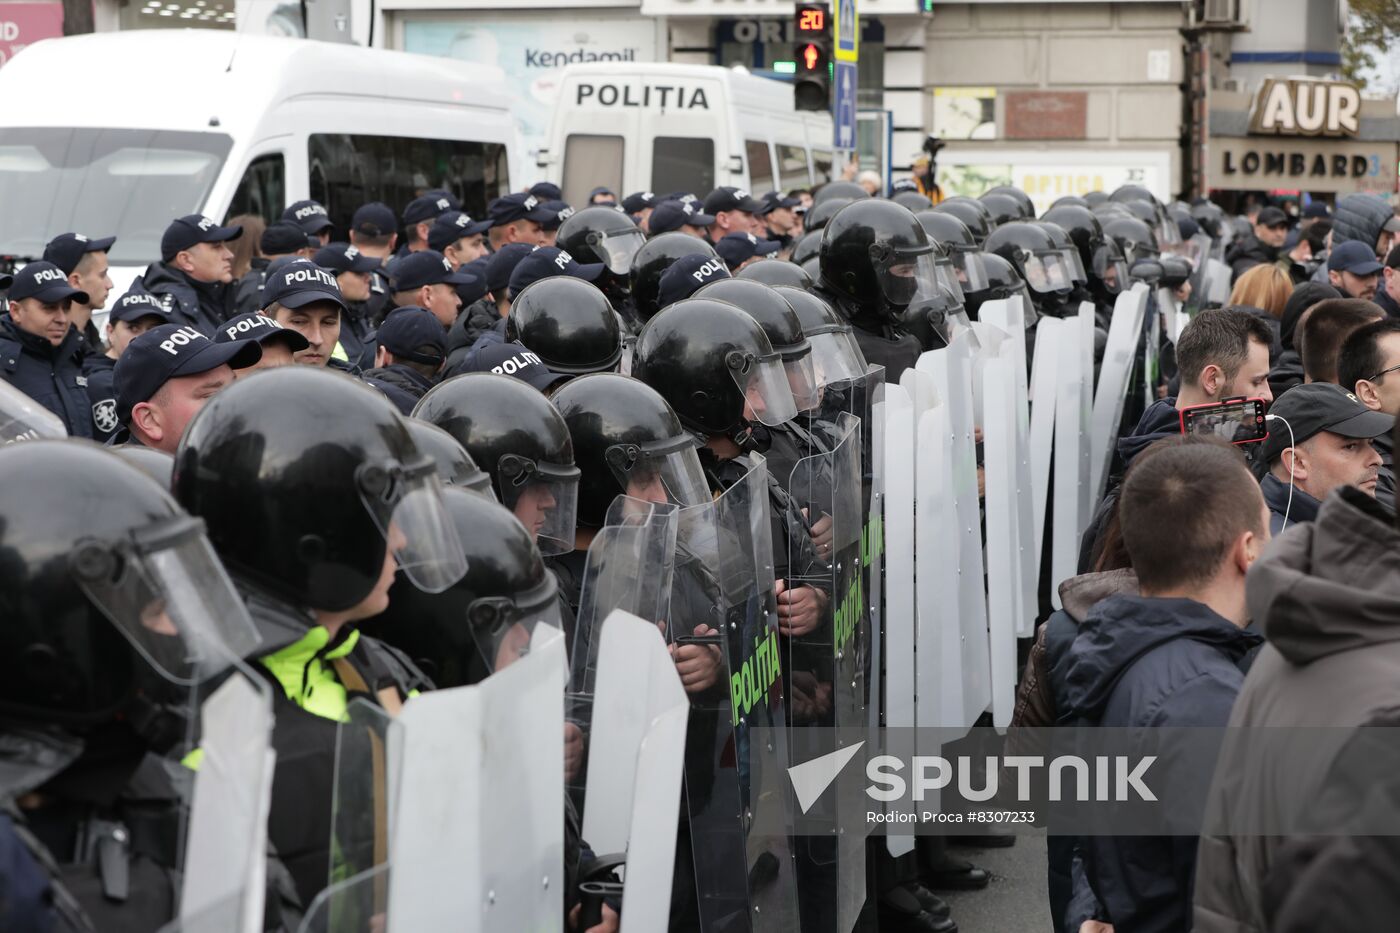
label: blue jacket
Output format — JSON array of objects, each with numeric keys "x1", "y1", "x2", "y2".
[
  {"x1": 137, "y1": 261, "x2": 235, "y2": 334},
  {"x1": 0, "y1": 316, "x2": 94, "y2": 438},
  {"x1": 1260, "y1": 472, "x2": 1321, "y2": 537},
  {"x1": 1062, "y1": 594, "x2": 1262, "y2": 933},
  {"x1": 82, "y1": 352, "x2": 119, "y2": 443}
]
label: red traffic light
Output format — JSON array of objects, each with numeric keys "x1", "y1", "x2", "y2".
[{"x1": 803, "y1": 43, "x2": 820, "y2": 71}]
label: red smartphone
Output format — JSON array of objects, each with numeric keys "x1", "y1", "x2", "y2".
[{"x1": 1179, "y1": 397, "x2": 1268, "y2": 445}]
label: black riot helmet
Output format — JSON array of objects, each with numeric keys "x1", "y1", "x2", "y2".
[
  {"x1": 1043, "y1": 203, "x2": 1130, "y2": 300},
  {"x1": 813, "y1": 180, "x2": 870, "y2": 204},
  {"x1": 1109, "y1": 185, "x2": 1180, "y2": 246},
  {"x1": 1101, "y1": 214, "x2": 1161, "y2": 266},
  {"x1": 556, "y1": 206, "x2": 647, "y2": 277},
  {"x1": 632, "y1": 297, "x2": 799, "y2": 441},
  {"x1": 694, "y1": 278, "x2": 820, "y2": 412},
  {"x1": 552, "y1": 373, "x2": 709, "y2": 528},
  {"x1": 736, "y1": 260, "x2": 813, "y2": 289},
  {"x1": 176, "y1": 367, "x2": 467, "y2": 618},
  {"x1": 1191, "y1": 200, "x2": 1226, "y2": 240},
  {"x1": 772, "y1": 286, "x2": 868, "y2": 389},
  {"x1": 403, "y1": 417, "x2": 496, "y2": 500},
  {"x1": 629, "y1": 233, "x2": 721, "y2": 323},
  {"x1": 1049, "y1": 195, "x2": 1090, "y2": 211},
  {"x1": 962, "y1": 252, "x2": 1036, "y2": 325},
  {"x1": 507, "y1": 277, "x2": 623, "y2": 374},
  {"x1": 983, "y1": 221, "x2": 1077, "y2": 296},
  {"x1": 1160, "y1": 255, "x2": 1193, "y2": 289},
  {"x1": 412, "y1": 373, "x2": 580, "y2": 555},
  {"x1": 984, "y1": 185, "x2": 1036, "y2": 219},
  {"x1": 0, "y1": 441, "x2": 261, "y2": 726},
  {"x1": 804, "y1": 197, "x2": 854, "y2": 233},
  {"x1": 361, "y1": 487, "x2": 559, "y2": 687},
  {"x1": 980, "y1": 191, "x2": 1028, "y2": 225},
  {"x1": 1083, "y1": 191, "x2": 1109, "y2": 207},
  {"x1": 892, "y1": 190, "x2": 934, "y2": 212},
  {"x1": 791, "y1": 229, "x2": 824, "y2": 266},
  {"x1": 111, "y1": 445, "x2": 175, "y2": 489},
  {"x1": 932, "y1": 196, "x2": 994, "y2": 244},
  {"x1": 916, "y1": 210, "x2": 992, "y2": 294},
  {"x1": 819, "y1": 199, "x2": 960, "y2": 321}
]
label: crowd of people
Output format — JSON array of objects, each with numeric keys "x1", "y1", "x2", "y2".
[{"x1": 2, "y1": 164, "x2": 1399, "y2": 933}]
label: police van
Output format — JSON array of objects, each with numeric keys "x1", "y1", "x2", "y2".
[
  {"x1": 537, "y1": 63, "x2": 836, "y2": 205},
  {"x1": 0, "y1": 30, "x2": 517, "y2": 310}
]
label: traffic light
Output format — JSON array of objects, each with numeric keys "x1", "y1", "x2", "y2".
[{"x1": 793, "y1": 3, "x2": 831, "y2": 112}]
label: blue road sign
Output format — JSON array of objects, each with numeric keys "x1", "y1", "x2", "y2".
[{"x1": 834, "y1": 60, "x2": 858, "y2": 150}]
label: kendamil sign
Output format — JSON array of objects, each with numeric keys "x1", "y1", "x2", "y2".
[{"x1": 1208, "y1": 78, "x2": 1398, "y2": 194}]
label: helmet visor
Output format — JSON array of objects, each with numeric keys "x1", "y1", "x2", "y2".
[
  {"x1": 1093, "y1": 243, "x2": 1130, "y2": 296},
  {"x1": 727, "y1": 348, "x2": 799, "y2": 427},
  {"x1": 1061, "y1": 247, "x2": 1088, "y2": 284},
  {"x1": 908, "y1": 284, "x2": 979, "y2": 350},
  {"x1": 607, "y1": 436, "x2": 710, "y2": 511},
  {"x1": 875, "y1": 249, "x2": 944, "y2": 308},
  {"x1": 599, "y1": 229, "x2": 647, "y2": 275},
  {"x1": 467, "y1": 578, "x2": 564, "y2": 675},
  {"x1": 71, "y1": 515, "x2": 262, "y2": 685},
  {"x1": 935, "y1": 257, "x2": 966, "y2": 303},
  {"x1": 1023, "y1": 251, "x2": 1075, "y2": 293},
  {"x1": 356, "y1": 459, "x2": 468, "y2": 594},
  {"x1": 809, "y1": 331, "x2": 867, "y2": 388},
  {"x1": 1156, "y1": 211, "x2": 1182, "y2": 246},
  {"x1": 784, "y1": 349, "x2": 822, "y2": 413},
  {"x1": 950, "y1": 248, "x2": 990, "y2": 293},
  {"x1": 499, "y1": 458, "x2": 581, "y2": 557}
]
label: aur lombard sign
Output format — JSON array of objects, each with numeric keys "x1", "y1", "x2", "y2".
[
  {"x1": 1247, "y1": 78, "x2": 1361, "y2": 138},
  {"x1": 1207, "y1": 78, "x2": 1397, "y2": 194}
]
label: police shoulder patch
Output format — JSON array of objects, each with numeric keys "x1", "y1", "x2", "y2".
[{"x1": 92, "y1": 398, "x2": 118, "y2": 435}]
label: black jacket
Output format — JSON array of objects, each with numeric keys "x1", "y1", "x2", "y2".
[
  {"x1": 0, "y1": 317, "x2": 94, "y2": 438},
  {"x1": 361, "y1": 363, "x2": 434, "y2": 415},
  {"x1": 1375, "y1": 284, "x2": 1400, "y2": 321},
  {"x1": 82, "y1": 353, "x2": 119, "y2": 443},
  {"x1": 233, "y1": 257, "x2": 271, "y2": 317},
  {"x1": 1225, "y1": 234, "x2": 1278, "y2": 283},
  {"x1": 446, "y1": 298, "x2": 501, "y2": 371},
  {"x1": 810, "y1": 284, "x2": 922, "y2": 384},
  {"x1": 1063, "y1": 594, "x2": 1262, "y2": 933},
  {"x1": 1261, "y1": 471, "x2": 1322, "y2": 537},
  {"x1": 138, "y1": 262, "x2": 235, "y2": 334},
  {"x1": 1267, "y1": 348, "x2": 1304, "y2": 400},
  {"x1": 1374, "y1": 427, "x2": 1396, "y2": 513}
]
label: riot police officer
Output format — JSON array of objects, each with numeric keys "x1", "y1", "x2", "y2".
[
  {"x1": 932, "y1": 196, "x2": 995, "y2": 246},
  {"x1": 413, "y1": 372, "x2": 581, "y2": 557},
  {"x1": 556, "y1": 206, "x2": 647, "y2": 314},
  {"x1": 173, "y1": 366, "x2": 465, "y2": 906},
  {"x1": 813, "y1": 199, "x2": 968, "y2": 382},
  {"x1": 1041, "y1": 203, "x2": 1132, "y2": 313},
  {"x1": 984, "y1": 221, "x2": 1079, "y2": 319},
  {"x1": 0, "y1": 440, "x2": 275, "y2": 931},
  {"x1": 403, "y1": 417, "x2": 497, "y2": 498},
  {"x1": 628, "y1": 233, "x2": 723, "y2": 326}
]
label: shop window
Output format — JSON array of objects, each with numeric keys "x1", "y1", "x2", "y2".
[
  {"x1": 307, "y1": 134, "x2": 509, "y2": 235},
  {"x1": 776, "y1": 144, "x2": 811, "y2": 189},
  {"x1": 225, "y1": 153, "x2": 285, "y2": 227},
  {"x1": 652, "y1": 137, "x2": 715, "y2": 197},
  {"x1": 747, "y1": 140, "x2": 775, "y2": 194},
  {"x1": 564, "y1": 135, "x2": 625, "y2": 208}
]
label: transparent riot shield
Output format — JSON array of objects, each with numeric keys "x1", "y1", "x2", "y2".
[
  {"x1": 1028, "y1": 317, "x2": 1063, "y2": 573},
  {"x1": 388, "y1": 626, "x2": 566, "y2": 932},
  {"x1": 1090, "y1": 284, "x2": 1149, "y2": 501},
  {"x1": 177, "y1": 672, "x2": 276, "y2": 933},
  {"x1": 678, "y1": 454, "x2": 802, "y2": 933},
  {"x1": 0, "y1": 378, "x2": 66, "y2": 443},
  {"x1": 981, "y1": 344, "x2": 1027, "y2": 728},
  {"x1": 917, "y1": 335, "x2": 991, "y2": 730},
  {"x1": 298, "y1": 700, "x2": 401, "y2": 933},
  {"x1": 1205, "y1": 257, "x2": 1232, "y2": 308},
  {"x1": 1050, "y1": 305, "x2": 1094, "y2": 609},
  {"x1": 881, "y1": 380, "x2": 917, "y2": 857},
  {"x1": 783, "y1": 413, "x2": 865, "y2": 933},
  {"x1": 568, "y1": 497, "x2": 678, "y2": 813},
  {"x1": 978, "y1": 296, "x2": 1037, "y2": 638},
  {"x1": 1143, "y1": 291, "x2": 1162, "y2": 411},
  {"x1": 581, "y1": 610, "x2": 689, "y2": 933}
]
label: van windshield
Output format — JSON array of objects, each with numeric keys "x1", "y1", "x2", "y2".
[{"x1": 0, "y1": 127, "x2": 231, "y2": 265}]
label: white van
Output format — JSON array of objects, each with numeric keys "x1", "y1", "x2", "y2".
[
  {"x1": 0, "y1": 30, "x2": 518, "y2": 307},
  {"x1": 538, "y1": 63, "x2": 836, "y2": 205}
]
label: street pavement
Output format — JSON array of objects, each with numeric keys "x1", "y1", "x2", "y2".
[{"x1": 942, "y1": 832, "x2": 1053, "y2": 932}]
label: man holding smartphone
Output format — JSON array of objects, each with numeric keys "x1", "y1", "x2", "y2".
[{"x1": 1257, "y1": 382, "x2": 1394, "y2": 535}]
